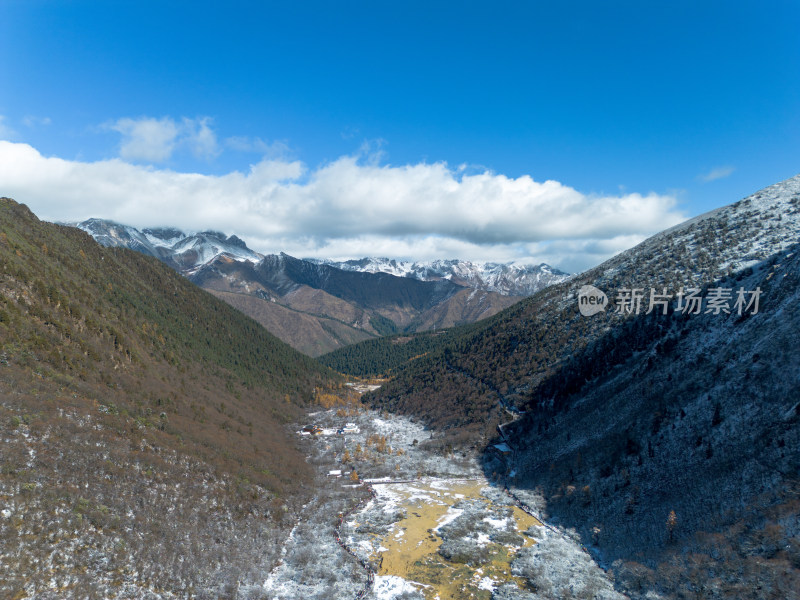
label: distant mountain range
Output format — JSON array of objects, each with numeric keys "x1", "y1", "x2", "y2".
[
  {"x1": 71, "y1": 219, "x2": 568, "y2": 355},
  {"x1": 307, "y1": 257, "x2": 570, "y2": 296},
  {"x1": 74, "y1": 219, "x2": 570, "y2": 295}
]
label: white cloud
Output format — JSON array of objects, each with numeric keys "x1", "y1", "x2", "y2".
[
  {"x1": 698, "y1": 165, "x2": 735, "y2": 183},
  {"x1": 105, "y1": 116, "x2": 220, "y2": 163},
  {"x1": 108, "y1": 116, "x2": 180, "y2": 162},
  {"x1": 0, "y1": 140, "x2": 686, "y2": 272},
  {"x1": 183, "y1": 117, "x2": 218, "y2": 160}
]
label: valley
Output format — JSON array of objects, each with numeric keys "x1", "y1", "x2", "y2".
[
  {"x1": 4, "y1": 4, "x2": 798, "y2": 598},
  {"x1": 2, "y1": 173, "x2": 799, "y2": 600}
]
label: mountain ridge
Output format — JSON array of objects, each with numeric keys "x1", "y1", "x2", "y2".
[
  {"x1": 73, "y1": 218, "x2": 569, "y2": 296},
  {"x1": 307, "y1": 256, "x2": 571, "y2": 296}
]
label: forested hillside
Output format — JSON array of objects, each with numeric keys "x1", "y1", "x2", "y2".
[
  {"x1": 0, "y1": 198, "x2": 340, "y2": 598},
  {"x1": 318, "y1": 327, "x2": 470, "y2": 378},
  {"x1": 367, "y1": 175, "x2": 800, "y2": 444},
  {"x1": 499, "y1": 242, "x2": 800, "y2": 597}
]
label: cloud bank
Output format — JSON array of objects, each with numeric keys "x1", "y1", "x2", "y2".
[
  {"x1": 106, "y1": 116, "x2": 219, "y2": 162},
  {"x1": 0, "y1": 140, "x2": 686, "y2": 273}
]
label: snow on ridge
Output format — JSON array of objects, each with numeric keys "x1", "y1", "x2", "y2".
[
  {"x1": 75, "y1": 219, "x2": 264, "y2": 269},
  {"x1": 142, "y1": 230, "x2": 186, "y2": 249},
  {"x1": 307, "y1": 257, "x2": 571, "y2": 296}
]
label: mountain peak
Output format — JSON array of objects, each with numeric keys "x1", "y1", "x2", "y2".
[{"x1": 72, "y1": 219, "x2": 263, "y2": 268}]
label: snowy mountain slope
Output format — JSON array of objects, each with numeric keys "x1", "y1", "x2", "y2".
[
  {"x1": 73, "y1": 220, "x2": 568, "y2": 298},
  {"x1": 594, "y1": 174, "x2": 800, "y2": 288},
  {"x1": 172, "y1": 231, "x2": 262, "y2": 272},
  {"x1": 141, "y1": 226, "x2": 185, "y2": 248},
  {"x1": 72, "y1": 219, "x2": 264, "y2": 271},
  {"x1": 371, "y1": 173, "x2": 800, "y2": 440},
  {"x1": 367, "y1": 173, "x2": 800, "y2": 598},
  {"x1": 74, "y1": 218, "x2": 166, "y2": 259},
  {"x1": 309, "y1": 257, "x2": 571, "y2": 296}
]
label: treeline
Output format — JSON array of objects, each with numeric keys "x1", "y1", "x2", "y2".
[{"x1": 317, "y1": 327, "x2": 470, "y2": 377}]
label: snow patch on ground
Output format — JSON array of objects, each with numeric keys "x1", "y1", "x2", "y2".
[
  {"x1": 483, "y1": 515, "x2": 511, "y2": 529},
  {"x1": 433, "y1": 507, "x2": 463, "y2": 532},
  {"x1": 477, "y1": 576, "x2": 496, "y2": 591},
  {"x1": 372, "y1": 575, "x2": 426, "y2": 599}
]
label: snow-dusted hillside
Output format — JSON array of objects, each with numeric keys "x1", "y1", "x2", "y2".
[
  {"x1": 309, "y1": 257, "x2": 571, "y2": 296},
  {"x1": 72, "y1": 219, "x2": 263, "y2": 270},
  {"x1": 595, "y1": 173, "x2": 800, "y2": 287},
  {"x1": 74, "y1": 218, "x2": 166, "y2": 259},
  {"x1": 368, "y1": 173, "x2": 800, "y2": 598}
]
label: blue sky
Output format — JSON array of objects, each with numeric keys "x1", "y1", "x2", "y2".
[{"x1": 1, "y1": 1, "x2": 798, "y2": 272}]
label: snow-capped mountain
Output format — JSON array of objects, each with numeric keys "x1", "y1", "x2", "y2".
[
  {"x1": 308, "y1": 257, "x2": 571, "y2": 296},
  {"x1": 75, "y1": 218, "x2": 167, "y2": 259},
  {"x1": 72, "y1": 219, "x2": 263, "y2": 272},
  {"x1": 72, "y1": 220, "x2": 569, "y2": 297}
]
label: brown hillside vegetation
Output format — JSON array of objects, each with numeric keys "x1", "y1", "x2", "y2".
[
  {"x1": 207, "y1": 288, "x2": 376, "y2": 356},
  {"x1": 0, "y1": 198, "x2": 340, "y2": 597},
  {"x1": 190, "y1": 251, "x2": 521, "y2": 352}
]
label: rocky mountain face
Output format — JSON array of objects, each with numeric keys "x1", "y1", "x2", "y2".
[
  {"x1": 309, "y1": 256, "x2": 571, "y2": 296},
  {"x1": 73, "y1": 218, "x2": 262, "y2": 272},
  {"x1": 71, "y1": 220, "x2": 524, "y2": 356},
  {"x1": 366, "y1": 175, "x2": 800, "y2": 597},
  {"x1": 0, "y1": 198, "x2": 340, "y2": 598}
]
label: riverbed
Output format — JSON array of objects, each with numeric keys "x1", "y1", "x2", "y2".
[
  {"x1": 265, "y1": 407, "x2": 624, "y2": 600},
  {"x1": 345, "y1": 477, "x2": 542, "y2": 599}
]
